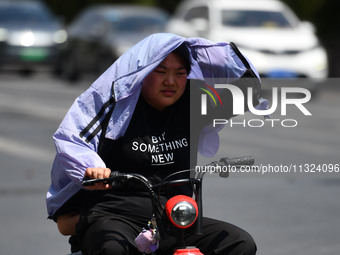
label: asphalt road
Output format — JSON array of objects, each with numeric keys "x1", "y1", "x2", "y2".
[{"x1": 0, "y1": 72, "x2": 339, "y2": 255}]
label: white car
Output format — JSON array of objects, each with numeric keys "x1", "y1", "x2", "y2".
[{"x1": 166, "y1": 0, "x2": 328, "y2": 88}]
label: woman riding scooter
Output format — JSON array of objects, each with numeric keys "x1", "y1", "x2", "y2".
[{"x1": 46, "y1": 33, "x2": 263, "y2": 255}]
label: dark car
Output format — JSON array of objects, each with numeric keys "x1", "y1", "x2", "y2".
[
  {"x1": 0, "y1": 1, "x2": 67, "y2": 75},
  {"x1": 60, "y1": 5, "x2": 169, "y2": 81}
]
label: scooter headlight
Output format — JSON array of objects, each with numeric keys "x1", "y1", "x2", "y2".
[{"x1": 165, "y1": 195, "x2": 198, "y2": 229}]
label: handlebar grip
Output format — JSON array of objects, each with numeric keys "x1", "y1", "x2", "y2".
[
  {"x1": 218, "y1": 156, "x2": 255, "y2": 178},
  {"x1": 81, "y1": 171, "x2": 122, "y2": 187},
  {"x1": 82, "y1": 177, "x2": 104, "y2": 186},
  {"x1": 219, "y1": 156, "x2": 255, "y2": 166}
]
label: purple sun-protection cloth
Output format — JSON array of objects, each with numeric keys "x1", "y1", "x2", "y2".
[{"x1": 46, "y1": 33, "x2": 262, "y2": 217}]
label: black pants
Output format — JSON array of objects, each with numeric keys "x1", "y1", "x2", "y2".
[{"x1": 76, "y1": 211, "x2": 256, "y2": 255}]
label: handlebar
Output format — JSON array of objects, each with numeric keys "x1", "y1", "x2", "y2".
[
  {"x1": 219, "y1": 156, "x2": 255, "y2": 166},
  {"x1": 218, "y1": 156, "x2": 255, "y2": 178},
  {"x1": 82, "y1": 172, "x2": 134, "y2": 187},
  {"x1": 81, "y1": 156, "x2": 255, "y2": 187},
  {"x1": 81, "y1": 156, "x2": 255, "y2": 237}
]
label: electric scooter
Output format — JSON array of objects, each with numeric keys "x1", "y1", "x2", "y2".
[{"x1": 79, "y1": 156, "x2": 255, "y2": 255}]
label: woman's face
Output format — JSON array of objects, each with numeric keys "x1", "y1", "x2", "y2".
[{"x1": 141, "y1": 53, "x2": 188, "y2": 111}]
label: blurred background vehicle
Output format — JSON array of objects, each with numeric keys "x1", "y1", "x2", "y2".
[
  {"x1": 60, "y1": 5, "x2": 169, "y2": 82},
  {"x1": 166, "y1": 0, "x2": 329, "y2": 90},
  {"x1": 0, "y1": 1, "x2": 67, "y2": 75}
]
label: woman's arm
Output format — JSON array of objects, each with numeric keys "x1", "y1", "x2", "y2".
[
  {"x1": 56, "y1": 167, "x2": 111, "y2": 236},
  {"x1": 57, "y1": 212, "x2": 80, "y2": 236}
]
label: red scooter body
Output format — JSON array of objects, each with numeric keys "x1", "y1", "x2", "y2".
[
  {"x1": 165, "y1": 195, "x2": 203, "y2": 254},
  {"x1": 174, "y1": 248, "x2": 204, "y2": 255}
]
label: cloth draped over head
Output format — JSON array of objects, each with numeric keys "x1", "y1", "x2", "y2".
[{"x1": 46, "y1": 33, "x2": 262, "y2": 217}]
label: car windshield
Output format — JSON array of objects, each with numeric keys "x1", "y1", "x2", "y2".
[
  {"x1": 0, "y1": 6, "x2": 53, "y2": 25},
  {"x1": 108, "y1": 15, "x2": 167, "y2": 33},
  {"x1": 222, "y1": 10, "x2": 293, "y2": 28}
]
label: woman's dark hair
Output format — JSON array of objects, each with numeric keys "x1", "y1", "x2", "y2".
[{"x1": 172, "y1": 43, "x2": 192, "y2": 74}]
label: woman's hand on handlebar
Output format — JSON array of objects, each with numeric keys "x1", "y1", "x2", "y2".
[{"x1": 84, "y1": 167, "x2": 112, "y2": 190}]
